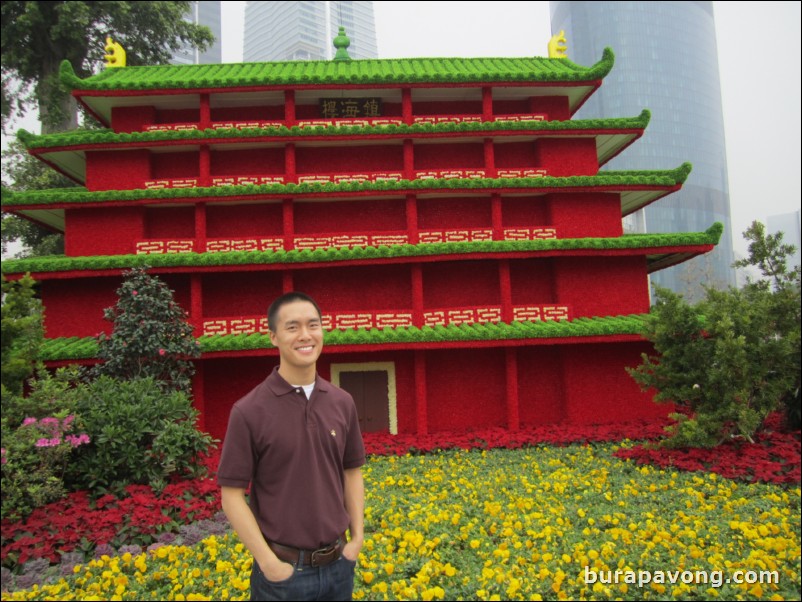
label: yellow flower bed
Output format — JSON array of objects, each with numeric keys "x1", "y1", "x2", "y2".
[{"x1": 3, "y1": 444, "x2": 800, "y2": 601}]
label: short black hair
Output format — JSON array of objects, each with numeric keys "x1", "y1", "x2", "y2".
[{"x1": 267, "y1": 292, "x2": 323, "y2": 332}]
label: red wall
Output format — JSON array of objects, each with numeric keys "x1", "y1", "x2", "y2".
[
  {"x1": 502, "y1": 195, "x2": 549, "y2": 227},
  {"x1": 535, "y1": 138, "x2": 598, "y2": 176},
  {"x1": 203, "y1": 272, "x2": 284, "y2": 317},
  {"x1": 295, "y1": 198, "x2": 406, "y2": 234},
  {"x1": 554, "y1": 256, "x2": 650, "y2": 318},
  {"x1": 41, "y1": 278, "x2": 120, "y2": 338},
  {"x1": 206, "y1": 202, "x2": 283, "y2": 237},
  {"x1": 151, "y1": 151, "x2": 200, "y2": 179},
  {"x1": 157, "y1": 108, "x2": 200, "y2": 124},
  {"x1": 561, "y1": 342, "x2": 666, "y2": 424},
  {"x1": 295, "y1": 264, "x2": 413, "y2": 311},
  {"x1": 494, "y1": 141, "x2": 537, "y2": 169},
  {"x1": 509, "y1": 259, "x2": 556, "y2": 305},
  {"x1": 144, "y1": 206, "x2": 195, "y2": 238},
  {"x1": 547, "y1": 192, "x2": 622, "y2": 238},
  {"x1": 530, "y1": 96, "x2": 570, "y2": 121},
  {"x1": 65, "y1": 207, "x2": 144, "y2": 256},
  {"x1": 425, "y1": 348, "x2": 507, "y2": 431},
  {"x1": 112, "y1": 106, "x2": 157, "y2": 133},
  {"x1": 517, "y1": 346, "x2": 566, "y2": 425},
  {"x1": 414, "y1": 142, "x2": 484, "y2": 170},
  {"x1": 296, "y1": 145, "x2": 403, "y2": 173},
  {"x1": 418, "y1": 196, "x2": 491, "y2": 229},
  {"x1": 413, "y1": 100, "x2": 482, "y2": 116},
  {"x1": 423, "y1": 260, "x2": 500, "y2": 307},
  {"x1": 85, "y1": 150, "x2": 150, "y2": 191},
  {"x1": 211, "y1": 105, "x2": 284, "y2": 122},
  {"x1": 210, "y1": 148, "x2": 284, "y2": 176}
]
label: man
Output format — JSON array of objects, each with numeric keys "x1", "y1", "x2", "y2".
[{"x1": 218, "y1": 292, "x2": 365, "y2": 601}]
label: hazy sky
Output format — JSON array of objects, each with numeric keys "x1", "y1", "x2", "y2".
[{"x1": 219, "y1": 1, "x2": 801, "y2": 259}]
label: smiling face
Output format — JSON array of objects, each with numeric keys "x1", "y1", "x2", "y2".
[{"x1": 269, "y1": 299, "x2": 324, "y2": 384}]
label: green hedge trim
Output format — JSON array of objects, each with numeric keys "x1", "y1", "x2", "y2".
[
  {"x1": 1, "y1": 163, "x2": 691, "y2": 208},
  {"x1": 2, "y1": 223, "x2": 723, "y2": 275},
  {"x1": 60, "y1": 48, "x2": 615, "y2": 91},
  {"x1": 40, "y1": 312, "x2": 648, "y2": 361},
  {"x1": 18, "y1": 111, "x2": 650, "y2": 150}
]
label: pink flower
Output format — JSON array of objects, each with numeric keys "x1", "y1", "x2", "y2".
[
  {"x1": 132, "y1": 290, "x2": 138, "y2": 295},
  {"x1": 22, "y1": 417, "x2": 38, "y2": 427},
  {"x1": 66, "y1": 434, "x2": 90, "y2": 447},
  {"x1": 159, "y1": 349, "x2": 166, "y2": 356}
]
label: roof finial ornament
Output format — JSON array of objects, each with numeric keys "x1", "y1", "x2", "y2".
[
  {"x1": 548, "y1": 30, "x2": 568, "y2": 59},
  {"x1": 333, "y1": 26, "x2": 352, "y2": 61},
  {"x1": 104, "y1": 36, "x2": 127, "y2": 68}
]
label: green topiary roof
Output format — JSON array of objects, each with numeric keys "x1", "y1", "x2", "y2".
[
  {"x1": 60, "y1": 48, "x2": 615, "y2": 91},
  {"x1": 41, "y1": 312, "x2": 649, "y2": 362},
  {"x1": 1, "y1": 223, "x2": 722, "y2": 277}
]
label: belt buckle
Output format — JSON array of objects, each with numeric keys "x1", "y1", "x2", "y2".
[{"x1": 310, "y1": 545, "x2": 336, "y2": 568}]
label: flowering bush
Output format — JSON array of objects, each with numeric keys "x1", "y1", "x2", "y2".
[
  {"x1": 1, "y1": 368, "x2": 88, "y2": 521},
  {"x1": 92, "y1": 267, "x2": 199, "y2": 393}
]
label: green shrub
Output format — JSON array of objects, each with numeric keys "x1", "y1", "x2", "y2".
[
  {"x1": 91, "y1": 267, "x2": 200, "y2": 393},
  {"x1": 629, "y1": 221, "x2": 800, "y2": 446},
  {"x1": 1, "y1": 275, "x2": 43, "y2": 397},
  {"x1": 66, "y1": 376, "x2": 213, "y2": 495}
]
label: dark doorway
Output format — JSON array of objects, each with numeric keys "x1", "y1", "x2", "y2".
[{"x1": 338, "y1": 370, "x2": 390, "y2": 433}]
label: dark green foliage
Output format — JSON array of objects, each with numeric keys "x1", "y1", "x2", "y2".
[
  {"x1": 1, "y1": 275, "x2": 43, "y2": 396},
  {"x1": 66, "y1": 376, "x2": 213, "y2": 495},
  {"x1": 91, "y1": 268, "x2": 199, "y2": 393},
  {"x1": 629, "y1": 221, "x2": 801, "y2": 446},
  {"x1": 2, "y1": 223, "x2": 722, "y2": 275}
]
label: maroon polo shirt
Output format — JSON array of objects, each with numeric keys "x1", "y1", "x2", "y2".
[{"x1": 217, "y1": 367, "x2": 365, "y2": 549}]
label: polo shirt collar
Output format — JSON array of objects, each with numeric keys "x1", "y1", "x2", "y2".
[{"x1": 266, "y1": 366, "x2": 330, "y2": 396}]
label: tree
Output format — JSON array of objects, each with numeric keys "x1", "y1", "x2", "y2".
[
  {"x1": 628, "y1": 222, "x2": 801, "y2": 446},
  {"x1": 1, "y1": 274, "x2": 43, "y2": 397},
  {"x1": 91, "y1": 267, "x2": 200, "y2": 393},
  {"x1": 1, "y1": 1, "x2": 214, "y2": 133}
]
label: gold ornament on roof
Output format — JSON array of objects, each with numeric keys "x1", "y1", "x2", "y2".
[
  {"x1": 104, "y1": 37, "x2": 126, "y2": 68},
  {"x1": 548, "y1": 30, "x2": 568, "y2": 59}
]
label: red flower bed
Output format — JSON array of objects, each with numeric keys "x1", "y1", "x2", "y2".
[
  {"x1": 614, "y1": 413, "x2": 801, "y2": 484},
  {"x1": 2, "y1": 417, "x2": 799, "y2": 571}
]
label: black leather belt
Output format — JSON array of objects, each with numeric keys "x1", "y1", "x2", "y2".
[{"x1": 267, "y1": 534, "x2": 346, "y2": 568}]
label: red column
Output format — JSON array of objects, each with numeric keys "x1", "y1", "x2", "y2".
[
  {"x1": 499, "y1": 259, "x2": 513, "y2": 323},
  {"x1": 411, "y1": 263, "x2": 424, "y2": 327},
  {"x1": 406, "y1": 193, "x2": 419, "y2": 244},
  {"x1": 484, "y1": 138, "x2": 496, "y2": 177},
  {"x1": 194, "y1": 202, "x2": 207, "y2": 253},
  {"x1": 199, "y1": 145, "x2": 211, "y2": 187},
  {"x1": 199, "y1": 93, "x2": 211, "y2": 129},
  {"x1": 505, "y1": 347, "x2": 520, "y2": 431},
  {"x1": 402, "y1": 88, "x2": 413, "y2": 125},
  {"x1": 282, "y1": 198, "x2": 294, "y2": 251},
  {"x1": 482, "y1": 86, "x2": 493, "y2": 121},
  {"x1": 414, "y1": 350, "x2": 428, "y2": 435},
  {"x1": 285, "y1": 90, "x2": 296, "y2": 126},
  {"x1": 491, "y1": 193, "x2": 504, "y2": 241},
  {"x1": 403, "y1": 139, "x2": 415, "y2": 180},
  {"x1": 191, "y1": 273, "x2": 203, "y2": 337},
  {"x1": 282, "y1": 271, "x2": 294, "y2": 293},
  {"x1": 285, "y1": 143, "x2": 297, "y2": 183}
]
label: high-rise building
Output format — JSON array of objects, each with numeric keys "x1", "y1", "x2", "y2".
[
  {"x1": 244, "y1": 1, "x2": 378, "y2": 62},
  {"x1": 172, "y1": 1, "x2": 222, "y2": 65},
  {"x1": 550, "y1": 1, "x2": 735, "y2": 295}
]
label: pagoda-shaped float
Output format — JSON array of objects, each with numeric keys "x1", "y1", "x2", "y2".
[{"x1": 2, "y1": 36, "x2": 721, "y2": 440}]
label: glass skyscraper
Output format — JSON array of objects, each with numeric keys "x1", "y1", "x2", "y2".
[
  {"x1": 172, "y1": 1, "x2": 223, "y2": 65},
  {"x1": 244, "y1": 1, "x2": 378, "y2": 62},
  {"x1": 550, "y1": 1, "x2": 735, "y2": 296}
]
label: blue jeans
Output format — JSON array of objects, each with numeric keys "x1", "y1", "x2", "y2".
[{"x1": 250, "y1": 555, "x2": 356, "y2": 601}]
